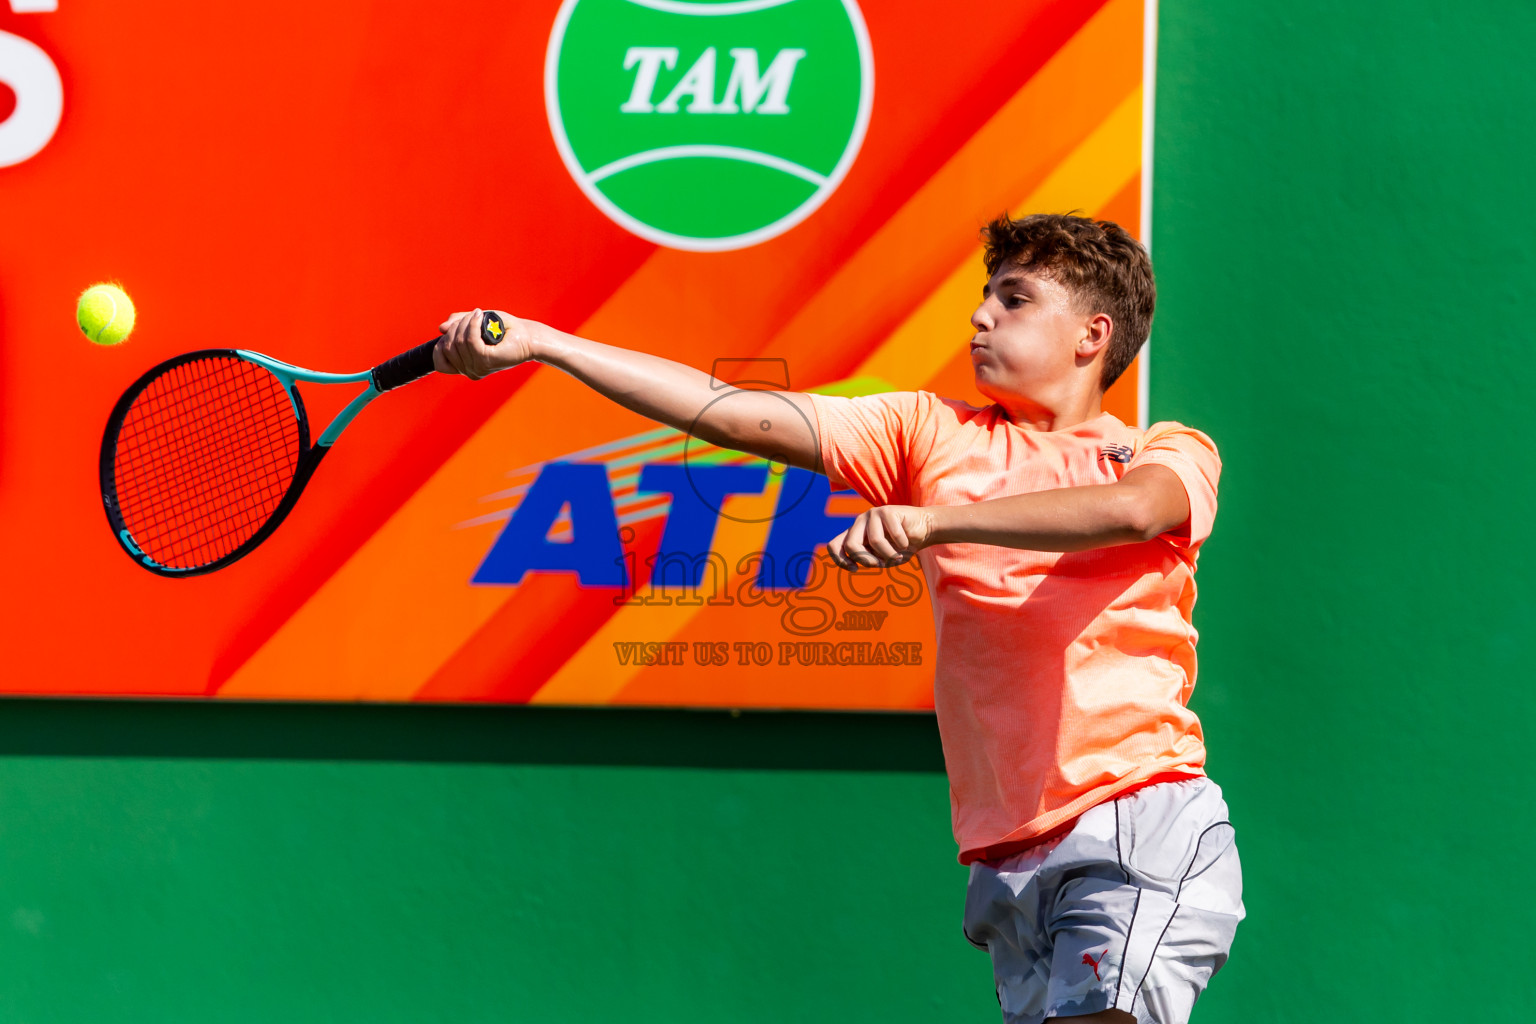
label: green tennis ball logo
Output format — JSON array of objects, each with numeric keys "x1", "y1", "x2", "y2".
[{"x1": 546, "y1": 0, "x2": 874, "y2": 251}]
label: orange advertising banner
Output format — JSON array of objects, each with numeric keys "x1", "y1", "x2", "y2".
[{"x1": 0, "y1": 0, "x2": 1151, "y2": 707}]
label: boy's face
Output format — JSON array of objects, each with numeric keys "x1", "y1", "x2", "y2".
[{"x1": 969, "y1": 264, "x2": 1100, "y2": 409}]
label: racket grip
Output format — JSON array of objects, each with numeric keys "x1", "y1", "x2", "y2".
[{"x1": 370, "y1": 338, "x2": 441, "y2": 392}]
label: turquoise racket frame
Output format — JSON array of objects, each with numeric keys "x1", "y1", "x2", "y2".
[{"x1": 239, "y1": 350, "x2": 385, "y2": 447}]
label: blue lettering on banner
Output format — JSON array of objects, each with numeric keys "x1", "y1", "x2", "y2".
[
  {"x1": 638, "y1": 464, "x2": 768, "y2": 588},
  {"x1": 473, "y1": 461, "x2": 862, "y2": 591},
  {"x1": 759, "y1": 469, "x2": 857, "y2": 588},
  {"x1": 473, "y1": 462, "x2": 626, "y2": 586}
]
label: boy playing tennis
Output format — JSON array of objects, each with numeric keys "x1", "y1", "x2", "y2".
[{"x1": 435, "y1": 212, "x2": 1242, "y2": 1024}]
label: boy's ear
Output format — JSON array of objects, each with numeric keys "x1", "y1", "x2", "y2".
[{"x1": 1077, "y1": 312, "x2": 1114, "y2": 359}]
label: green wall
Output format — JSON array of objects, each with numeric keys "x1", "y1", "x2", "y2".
[
  {"x1": 0, "y1": 704, "x2": 972, "y2": 1023},
  {"x1": 1155, "y1": 1, "x2": 1535, "y2": 1020},
  {"x1": 4, "y1": 1, "x2": 1534, "y2": 1020}
]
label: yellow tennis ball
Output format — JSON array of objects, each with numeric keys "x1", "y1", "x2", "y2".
[{"x1": 77, "y1": 283, "x2": 136, "y2": 346}]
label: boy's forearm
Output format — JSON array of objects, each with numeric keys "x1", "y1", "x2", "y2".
[
  {"x1": 529, "y1": 322, "x2": 821, "y2": 471},
  {"x1": 532, "y1": 323, "x2": 720, "y2": 434},
  {"x1": 924, "y1": 471, "x2": 1184, "y2": 552}
]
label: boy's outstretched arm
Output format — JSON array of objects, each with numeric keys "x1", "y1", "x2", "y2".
[
  {"x1": 826, "y1": 465, "x2": 1192, "y2": 568},
  {"x1": 434, "y1": 309, "x2": 823, "y2": 472}
]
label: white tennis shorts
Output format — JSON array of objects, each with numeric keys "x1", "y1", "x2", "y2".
[{"x1": 962, "y1": 777, "x2": 1244, "y2": 1024}]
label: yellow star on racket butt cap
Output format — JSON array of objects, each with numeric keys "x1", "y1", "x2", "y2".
[{"x1": 481, "y1": 311, "x2": 506, "y2": 345}]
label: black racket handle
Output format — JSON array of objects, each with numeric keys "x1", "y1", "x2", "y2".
[
  {"x1": 370, "y1": 312, "x2": 506, "y2": 392},
  {"x1": 370, "y1": 338, "x2": 440, "y2": 392}
]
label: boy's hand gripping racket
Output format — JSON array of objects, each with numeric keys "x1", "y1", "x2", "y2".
[{"x1": 100, "y1": 313, "x2": 505, "y2": 577}]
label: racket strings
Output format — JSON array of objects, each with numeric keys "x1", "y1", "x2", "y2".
[
  {"x1": 116, "y1": 364, "x2": 298, "y2": 556},
  {"x1": 112, "y1": 356, "x2": 303, "y2": 569},
  {"x1": 116, "y1": 368, "x2": 287, "y2": 522},
  {"x1": 118, "y1": 372, "x2": 292, "y2": 532},
  {"x1": 115, "y1": 363, "x2": 298, "y2": 565},
  {"x1": 115, "y1": 369, "x2": 297, "y2": 562}
]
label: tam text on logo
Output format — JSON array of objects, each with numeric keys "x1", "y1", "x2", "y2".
[{"x1": 545, "y1": 0, "x2": 873, "y2": 251}]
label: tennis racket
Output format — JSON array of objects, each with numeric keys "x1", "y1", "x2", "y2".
[{"x1": 100, "y1": 312, "x2": 505, "y2": 577}]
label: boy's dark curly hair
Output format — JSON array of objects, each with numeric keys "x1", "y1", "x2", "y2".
[{"x1": 981, "y1": 212, "x2": 1155, "y2": 390}]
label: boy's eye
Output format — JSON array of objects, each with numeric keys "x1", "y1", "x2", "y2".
[{"x1": 1004, "y1": 295, "x2": 1025, "y2": 308}]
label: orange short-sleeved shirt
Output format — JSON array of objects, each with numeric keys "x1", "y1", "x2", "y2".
[{"x1": 809, "y1": 392, "x2": 1220, "y2": 864}]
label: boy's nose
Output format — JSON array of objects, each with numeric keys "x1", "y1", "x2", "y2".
[{"x1": 970, "y1": 303, "x2": 992, "y2": 331}]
